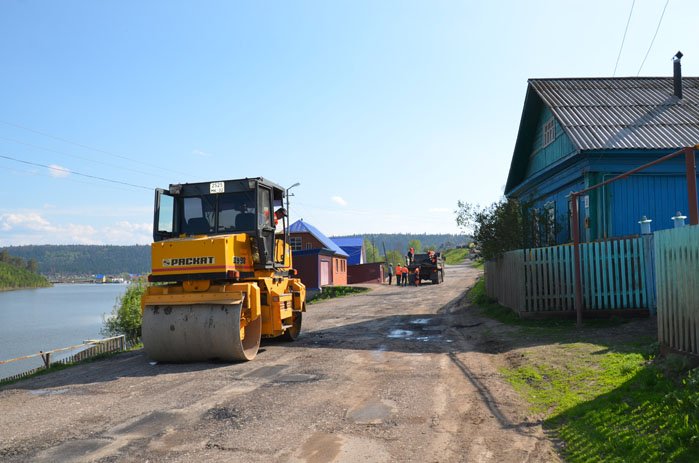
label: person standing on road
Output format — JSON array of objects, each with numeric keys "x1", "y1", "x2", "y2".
[
  {"x1": 387, "y1": 263, "x2": 393, "y2": 285},
  {"x1": 402, "y1": 266, "x2": 408, "y2": 287},
  {"x1": 394, "y1": 264, "x2": 402, "y2": 286}
]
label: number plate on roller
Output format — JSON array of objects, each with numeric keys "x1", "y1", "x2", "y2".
[{"x1": 210, "y1": 182, "x2": 225, "y2": 194}]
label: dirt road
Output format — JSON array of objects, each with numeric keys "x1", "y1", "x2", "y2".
[{"x1": 0, "y1": 263, "x2": 559, "y2": 462}]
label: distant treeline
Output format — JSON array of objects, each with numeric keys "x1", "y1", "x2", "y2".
[
  {"x1": 332, "y1": 233, "x2": 470, "y2": 254},
  {"x1": 1, "y1": 245, "x2": 151, "y2": 276},
  {"x1": 0, "y1": 251, "x2": 51, "y2": 290},
  {"x1": 2, "y1": 234, "x2": 469, "y2": 277}
]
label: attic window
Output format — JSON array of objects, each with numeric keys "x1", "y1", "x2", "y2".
[
  {"x1": 543, "y1": 118, "x2": 556, "y2": 147},
  {"x1": 290, "y1": 236, "x2": 302, "y2": 251}
]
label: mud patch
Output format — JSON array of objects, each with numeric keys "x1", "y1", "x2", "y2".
[
  {"x1": 32, "y1": 438, "x2": 112, "y2": 463},
  {"x1": 346, "y1": 398, "x2": 397, "y2": 425},
  {"x1": 204, "y1": 407, "x2": 246, "y2": 429},
  {"x1": 274, "y1": 373, "x2": 319, "y2": 383},
  {"x1": 107, "y1": 411, "x2": 179, "y2": 437},
  {"x1": 244, "y1": 364, "x2": 289, "y2": 379}
]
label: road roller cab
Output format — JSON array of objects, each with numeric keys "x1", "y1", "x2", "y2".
[{"x1": 141, "y1": 177, "x2": 306, "y2": 362}]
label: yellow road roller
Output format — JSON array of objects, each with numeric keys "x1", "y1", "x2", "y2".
[{"x1": 141, "y1": 177, "x2": 306, "y2": 362}]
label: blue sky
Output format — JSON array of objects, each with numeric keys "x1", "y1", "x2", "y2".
[{"x1": 2, "y1": 0, "x2": 699, "y2": 245}]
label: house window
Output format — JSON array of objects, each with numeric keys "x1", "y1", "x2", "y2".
[
  {"x1": 305, "y1": 242, "x2": 312, "y2": 250},
  {"x1": 545, "y1": 202, "x2": 556, "y2": 245},
  {"x1": 543, "y1": 118, "x2": 555, "y2": 147},
  {"x1": 530, "y1": 208, "x2": 540, "y2": 247},
  {"x1": 290, "y1": 236, "x2": 302, "y2": 251}
]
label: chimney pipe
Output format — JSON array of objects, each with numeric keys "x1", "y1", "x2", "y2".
[{"x1": 673, "y1": 51, "x2": 683, "y2": 99}]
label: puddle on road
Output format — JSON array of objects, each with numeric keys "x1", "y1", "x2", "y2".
[
  {"x1": 409, "y1": 318, "x2": 432, "y2": 325},
  {"x1": 387, "y1": 329, "x2": 414, "y2": 339},
  {"x1": 29, "y1": 388, "x2": 69, "y2": 396}
]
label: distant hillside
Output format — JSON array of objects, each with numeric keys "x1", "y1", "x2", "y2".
[
  {"x1": 332, "y1": 233, "x2": 470, "y2": 254},
  {"x1": 1, "y1": 245, "x2": 151, "y2": 276},
  {"x1": 2, "y1": 234, "x2": 470, "y2": 277},
  {"x1": 0, "y1": 259, "x2": 51, "y2": 290}
]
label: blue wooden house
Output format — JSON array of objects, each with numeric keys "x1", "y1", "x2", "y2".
[{"x1": 505, "y1": 66, "x2": 699, "y2": 245}]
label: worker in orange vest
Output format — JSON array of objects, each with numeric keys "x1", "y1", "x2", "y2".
[
  {"x1": 394, "y1": 264, "x2": 402, "y2": 286},
  {"x1": 414, "y1": 266, "x2": 420, "y2": 286}
]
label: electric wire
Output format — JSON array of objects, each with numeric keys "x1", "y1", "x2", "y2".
[
  {"x1": 0, "y1": 119, "x2": 191, "y2": 177},
  {"x1": 0, "y1": 136, "x2": 166, "y2": 180},
  {"x1": 0, "y1": 154, "x2": 152, "y2": 190},
  {"x1": 636, "y1": 0, "x2": 670, "y2": 76},
  {"x1": 613, "y1": 0, "x2": 636, "y2": 77}
]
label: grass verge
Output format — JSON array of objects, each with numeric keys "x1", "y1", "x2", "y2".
[
  {"x1": 308, "y1": 286, "x2": 369, "y2": 304},
  {"x1": 469, "y1": 277, "x2": 699, "y2": 462},
  {"x1": 443, "y1": 248, "x2": 470, "y2": 265}
]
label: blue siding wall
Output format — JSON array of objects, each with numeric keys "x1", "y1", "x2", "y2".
[
  {"x1": 609, "y1": 175, "x2": 697, "y2": 237},
  {"x1": 525, "y1": 107, "x2": 577, "y2": 177}
]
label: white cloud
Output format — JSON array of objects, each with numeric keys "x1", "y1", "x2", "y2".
[
  {"x1": 0, "y1": 212, "x2": 52, "y2": 232},
  {"x1": 331, "y1": 196, "x2": 348, "y2": 207},
  {"x1": 48, "y1": 164, "x2": 70, "y2": 178},
  {"x1": 0, "y1": 212, "x2": 151, "y2": 246},
  {"x1": 102, "y1": 221, "x2": 152, "y2": 244},
  {"x1": 192, "y1": 149, "x2": 211, "y2": 157}
]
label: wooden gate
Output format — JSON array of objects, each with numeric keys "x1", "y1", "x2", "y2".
[{"x1": 655, "y1": 225, "x2": 699, "y2": 355}]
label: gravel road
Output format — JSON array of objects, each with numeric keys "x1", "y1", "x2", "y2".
[{"x1": 0, "y1": 262, "x2": 559, "y2": 462}]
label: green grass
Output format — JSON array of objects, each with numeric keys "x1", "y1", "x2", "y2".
[
  {"x1": 307, "y1": 286, "x2": 369, "y2": 304},
  {"x1": 443, "y1": 248, "x2": 470, "y2": 265},
  {"x1": 468, "y1": 276, "x2": 699, "y2": 462}
]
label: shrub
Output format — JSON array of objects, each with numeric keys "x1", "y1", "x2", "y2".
[{"x1": 102, "y1": 283, "x2": 145, "y2": 342}]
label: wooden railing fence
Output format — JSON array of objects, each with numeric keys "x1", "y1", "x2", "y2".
[
  {"x1": 486, "y1": 236, "x2": 654, "y2": 316},
  {"x1": 655, "y1": 226, "x2": 699, "y2": 356},
  {"x1": 0, "y1": 335, "x2": 127, "y2": 382}
]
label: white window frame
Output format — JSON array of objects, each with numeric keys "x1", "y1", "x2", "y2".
[
  {"x1": 289, "y1": 236, "x2": 302, "y2": 251},
  {"x1": 543, "y1": 118, "x2": 556, "y2": 147}
]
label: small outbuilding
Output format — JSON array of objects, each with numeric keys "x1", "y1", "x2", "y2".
[{"x1": 289, "y1": 219, "x2": 348, "y2": 289}]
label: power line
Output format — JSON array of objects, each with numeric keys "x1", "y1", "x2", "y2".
[
  {"x1": 0, "y1": 135, "x2": 166, "y2": 179},
  {"x1": 0, "y1": 154, "x2": 152, "y2": 190},
  {"x1": 613, "y1": 0, "x2": 636, "y2": 77},
  {"x1": 637, "y1": 0, "x2": 670, "y2": 76},
  {"x1": 0, "y1": 119, "x2": 191, "y2": 177}
]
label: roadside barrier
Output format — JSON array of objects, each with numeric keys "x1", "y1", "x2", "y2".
[{"x1": 0, "y1": 335, "x2": 126, "y2": 382}]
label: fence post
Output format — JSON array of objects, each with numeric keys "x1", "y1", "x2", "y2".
[
  {"x1": 571, "y1": 193, "x2": 583, "y2": 327},
  {"x1": 685, "y1": 147, "x2": 698, "y2": 225},
  {"x1": 40, "y1": 351, "x2": 51, "y2": 369},
  {"x1": 642, "y1": 234, "x2": 656, "y2": 313}
]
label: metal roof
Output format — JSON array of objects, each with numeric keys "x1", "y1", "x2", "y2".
[
  {"x1": 289, "y1": 220, "x2": 349, "y2": 257},
  {"x1": 530, "y1": 78, "x2": 699, "y2": 150},
  {"x1": 330, "y1": 237, "x2": 363, "y2": 247}
]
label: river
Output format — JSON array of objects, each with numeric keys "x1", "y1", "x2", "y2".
[{"x1": 0, "y1": 283, "x2": 128, "y2": 380}]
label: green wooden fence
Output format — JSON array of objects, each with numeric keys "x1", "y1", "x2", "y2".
[
  {"x1": 486, "y1": 236, "x2": 653, "y2": 315},
  {"x1": 655, "y1": 226, "x2": 699, "y2": 356}
]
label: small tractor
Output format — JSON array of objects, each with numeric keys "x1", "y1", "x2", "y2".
[{"x1": 141, "y1": 177, "x2": 306, "y2": 362}]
